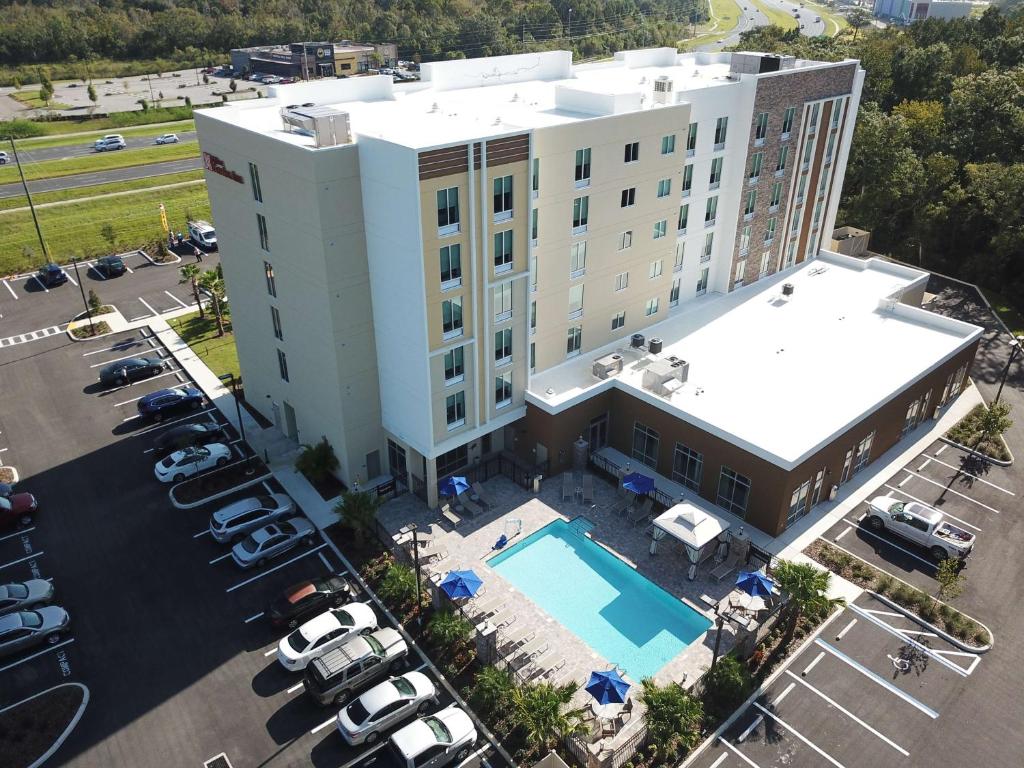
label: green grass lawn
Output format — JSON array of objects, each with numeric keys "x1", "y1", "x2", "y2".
[
  {"x1": 9, "y1": 90, "x2": 71, "y2": 109},
  {"x1": 981, "y1": 287, "x2": 1024, "y2": 337},
  {"x1": 0, "y1": 183, "x2": 211, "y2": 274},
  {"x1": 15, "y1": 120, "x2": 195, "y2": 151},
  {"x1": 168, "y1": 311, "x2": 238, "y2": 383},
  {"x1": 0, "y1": 141, "x2": 199, "y2": 185},
  {"x1": 23, "y1": 106, "x2": 195, "y2": 136},
  {"x1": 680, "y1": 0, "x2": 743, "y2": 50},
  {"x1": 801, "y1": 0, "x2": 849, "y2": 35},
  {"x1": 0, "y1": 170, "x2": 204, "y2": 212},
  {"x1": 750, "y1": 0, "x2": 799, "y2": 30}
]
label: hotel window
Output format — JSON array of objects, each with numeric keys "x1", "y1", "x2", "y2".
[
  {"x1": 437, "y1": 187, "x2": 460, "y2": 235},
  {"x1": 621, "y1": 187, "x2": 636, "y2": 208},
  {"x1": 717, "y1": 466, "x2": 751, "y2": 517},
  {"x1": 749, "y1": 152, "x2": 763, "y2": 181},
  {"x1": 810, "y1": 468, "x2": 826, "y2": 507},
  {"x1": 494, "y1": 281, "x2": 512, "y2": 321},
  {"x1": 702, "y1": 231, "x2": 714, "y2": 261},
  {"x1": 769, "y1": 181, "x2": 783, "y2": 209},
  {"x1": 764, "y1": 217, "x2": 777, "y2": 243},
  {"x1": 493, "y1": 175, "x2": 513, "y2": 222},
  {"x1": 687, "y1": 122, "x2": 698, "y2": 155},
  {"x1": 530, "y1": 254, "x2": 538, "y2": 292},
  {"x1": 776, "y1": 146, "x2": 789, "y2": 173},
  {"x1": 734, "y1": 259, "x2": 745, "y2": 287},
  {"x1": 661, "y1": 134, "x2": 676, "y2": 155},
  {"x1": 443, "y1": 346, "x2": 464, "y2": 384},
  {"x1": 570, "y1": 241, "x2": 587, "y2": 277},
  {"x1": 669, "y1": 277, "x2": 681, "y2": 306},
  {"x1": 671, "y1": 443, "x2": 703, "y2": 491},
  {"x1": 572, "y1": 196, "x2": 589, "y2": 232},
  {"x1": 802, "y1": 139, "x2": 814, "y2": 167},
  {"x1": 714, "y1": 116, "x2": 728, "y2": 148},
  {"x1": 269, "y1": 306, "x2": 283, "y2": 341},
  {"x1": 657, "y1": 178, "x2": 672, "y2": 198},
  {"x1": 624, "y1": 141, "x2": 639, "y2": 163},
  {"x1": 249, "y1": 162, "x2": 263, "y2": 203},
  {"x1": 445, "y1": 391, "x2": 466, "y2": 429},
  {"x1": 754, "y1": 111, "x2": 769, "y2": 143},
  {"x1": 495, "y1": 328, "x2": 512, "y2": 364},
  {"x1": 853, "y1": 431, "x2": 875, "y2": 475},
  {"x1": 787, "y1": 478, "x2": 811, "y2": 526},
  {"x1": 575, "y1": 148, "x2": 591, "y2": 186},
  {"x1": 566, "y1": 325, "x2": 582, "y2": 357},
  {"x1": 696, "y1": 267, "x2": 709, "y2": 296},
  {"x1": 530, "y1": 301, "x2": 537, "y2": 333},
  {"x1": 611, "y1": 311, "x2": 626, "y2": 330},
  {"x1": 781, "y1": 106, "x2": 796, "y2": 136},
  {"x1": 257, "y1": 213, "x2": 269, "y2": 251},
  {"x1": 264, "y1": 261, "x2": 276, "y2": 297},
  {"x1": 442, "y1": 296, "x2": 463, "y2": 339},
  {"x1": 791, "y1": 209, "x2": 801, "y2": 233},
  {"x1": 825, "y1": 132, "x2": 836, "y2": 163},
  {"x1": 277, "y1": 349, "x2": 289, "y2": 382},
  {"x1": 902, "y1": 397, "x2": 922, "y2": 439},
  {"x1": 674, "y1": 242, "x2": 684, "y2": 272},
  {"x1": 530, "y1": 342, "x2": 535, "y2": 372},
  {"x1": 645, "y1": 297, "x2": 659, "y2": 316},
  {"x1": 759, "y1": 250, "x2": 772, "y2": 277},
  {"x1": 495, "y1": 372, "x2": 513, "y2": 408},
  {"x1": 840, "y1": 447, "x2": 854, "y2": 484},
  {"x1": 437, "y1": 444, "x2": 468, "y2": 477},
  {"x1": 649, "y1": 259, "x2": 663, "y2": 279},
  {"x1": 709, "y1": 157, "x2": 723, "y2": 187},
  {"x1": 744, "y1": 189, "x2": 757, "y2": 217},
  {"x1": 832, "y1": 98, "x2": 843, "y2": 127},
  {"x1": 705, "y1": 196, "x2": 718, "y2": 225},
  {"x1": 796, "y1": 173, "x2": 807, "y2": 202},
  {"x1": 678, "y1": 203, "x2": 689, "y2": 233},
  {"x1": 440, "y1": 244, "x2": 462, "y2": 288},
  {"x1": 813, "y1": 201, "x2": 823, "y2": 225},
  {"x1": 739, "y1": 225, "x2": 751, "y2": 254},
  {"x1": 618, "y1": 230, "x2": 633, "y2": 250},
  {"x1": 653, "y1": 219, "x2": 667, "y2": 239},
  {"x1": 568, "y1": 284, "x2": 585, "y2": 319},
  {"x1": 809, "y1": 102, "x2": 820, "y2": 130},
  {"x1": 682, "y1": 164, "x2": 693, "y2": 196},
  {"x1": 631, "y1": 422, "x2": 660, "y2": 468},
  {"x1": 530, "y1": 212, "x2": 539, "y2": 246},
  {"x1": 614, "y1": 272, "x2": 629, "y2": 292},
  {"x1": 532, "y1": 157, "x2": 540, "y2": 193},
  {"x1": 494, "y1": 230, "x2": 513, "y2": 273}
]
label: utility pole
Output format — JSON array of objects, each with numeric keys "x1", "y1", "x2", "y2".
[
  {"x1": 9, "y1": 137, "x2": 48, "y2": 261},
  {"x1": 567, "y1": 7, "x2": 573, "y2": 42}
]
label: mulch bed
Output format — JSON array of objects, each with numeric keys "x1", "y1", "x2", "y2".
[
  {"x1": 0, "y1": 467, "x2": 15, "y2": 484},
  {"x1": 173, "y1": 459, "x2": 269, "y2": 504},
  {"x1": 70, "y1": 321, "x2": 111, "y2": 339},
  {"x1": 0, "y1": 684, "x2": 84, "y2": 768}
]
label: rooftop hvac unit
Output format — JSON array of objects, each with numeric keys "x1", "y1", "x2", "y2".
[
  {"x1": 648, "y1": 337, "x2": 663, "y2": 355},
  {"x1": 653, "y1": 75, "x2": 673, "y2": 105},
  {"x1": 781, "y1": 283, "x2": 795, "y2": 297},
  {"x1": 631, "y1": 333, "x2": 645, "y2": 349},
  {"x1": 280, "y1": 105, "x2": 352, "y2": 148},
  {"x1": 642, "y1": 358, "x2": 689, "y2": 397},
  {"x1": 592, "y1": 353, "x2": 624, "y2": 380}
]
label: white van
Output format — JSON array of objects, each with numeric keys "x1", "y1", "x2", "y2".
[{"x1": 188, "y1": 220, "x2": 217, "y2": 250}]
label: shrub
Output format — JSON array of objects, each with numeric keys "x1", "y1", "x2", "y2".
[
  {"x1": 701, "y1": 656, "x2": 753, "y2": 721},
  {"x1": 87, "y1": 289, "x2": 102, "y2": 312},
  {"x1": 333, "y1": 490, "x2": 382, "y2": 548},
  {"x1": 0, "y1": 118, "x2": 45, "y2": 139},
  {"x1": 427, "y1": 609, "x2": 473, "y2": 650},
  {"x1": 875, "y1": 575, "x2": 894, "y2": 595},
  {"x1": 936, "y1": 557, "x2": 965, "y2": 599},
  {"x1": 294, "y1": 436, "x2": 339, "y2": 484},
  {"x1": 640, "y1": 678, "x2": 704, "y2": 762},
  {"x1": 377, "y1": 562, "x2": 417, "y2": 607},
  {"x1": 468, "y1": 666, "x2": 515, "y2": 720}
]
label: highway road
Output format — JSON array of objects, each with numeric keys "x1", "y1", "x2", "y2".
[
  {"x1": 11, "y1": 132, "x2": 198, "y2": 164},
  {"x1": 0, "y1": 156, "x2": 203, "y2": 200},
  {"x1": 698, "y1": 0, "x2": 829, "y2": 51}
]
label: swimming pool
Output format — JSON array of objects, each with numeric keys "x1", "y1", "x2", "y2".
[{"x1": 488, "y1": 518, "x2": 711, "y2": 680}]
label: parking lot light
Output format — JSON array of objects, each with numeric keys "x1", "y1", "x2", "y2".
[
  {"x1": 218, "y1": 372, "x2": 254, "y2": 475},
  {"x1": 994, "y1": 336, "x2": 1023, "y2": 404},
  {"x1": 409, "y1": 523, "x2": 423, "y2": 631},
  {"x1": 71, "y1": 257, "x2": 94, "y2": 333}
]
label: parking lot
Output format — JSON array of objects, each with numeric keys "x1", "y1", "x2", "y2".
[
  {"x1": 689, "y1": 592, "x2": 986, "y2": 768},
  {"x1": 0, "y1": 328, "x2": 504, "y2": 768}
]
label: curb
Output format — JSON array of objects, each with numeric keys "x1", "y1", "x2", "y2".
[
  {"x1": 141, "y1": 248, "x2": 181, "y2": 266},
  {"x1": 867, "y1": 590, "x2": 993, "y2": 653},
  {"x1": 66, "y1": 305, "x2": 124, "y2": 342},
  {"x1": 0, "y1": 681, "x2": 90, "y2": 768},
  {"x1": 938, "y1": 435, "x2": 1014, "y2": 467},
  {"x1": 169, "y1": 468, "x2": 271, "y2": 510}
]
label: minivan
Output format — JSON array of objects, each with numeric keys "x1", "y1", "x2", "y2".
[{"x1": 94, "y1": 134, "x2": 126, "y2": 151}]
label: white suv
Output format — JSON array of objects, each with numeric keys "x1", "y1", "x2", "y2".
[{"x1": 94, "y1": 134, "x2": 126, "y2": 151}]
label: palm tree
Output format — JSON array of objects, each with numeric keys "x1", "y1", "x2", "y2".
[
  {"x1": 426, "y1": 609, "x2": 473, "y2": 649},
  {"x1": 511, "y1": 680, "x2": 587, "y2": 757},
  {"x1": 772, "y1": 560, "x2": 845, "y2": 645},
  {"x1": 332, "y1": 489, "x2": 381, "y2": 547},
  {"x1": 639, "y1": 678, "x2": 704, "y2": 761},
  {"x1": 378, "y1": 562, "x2": 417, "y2": 607},
  {"x1": 197, "y1": 268, "x2": 226, "y2": 336},
  {"x1": 846, "y1": 8, "x2": 871, "y2": 41},
  {"x1": 469, "y1": 666, "x2": 516, "y2": 720},
  {"x1": 179, "y1": 263, "x2": 204, "y2": 319}
]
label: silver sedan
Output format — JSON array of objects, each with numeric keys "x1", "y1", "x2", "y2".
[
  {"x1": 0, "y1": 607, "x2": 70, "y2": 658},
  {"x1": 0, "y1": 579, "x2": 55, "y2": 616}
]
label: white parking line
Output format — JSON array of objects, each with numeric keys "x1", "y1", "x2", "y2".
[
  {"x1": 901, "y1": 469, "x2": 1003, "y2": 514},
  {"x1": 130, "y1": 408, "x2": 218, "y2": 433},
  {"x1": 125, "y1": 263, "x2": 134, "y2": 274},
  {"x1": 0, "y1": 637, "x2": 74, "y2": 674},
  {"x1": 263, "y1": 647, "x2": 278, "y2": 657},
  {"x1": 882, "y1": 486, "x2": 982, "y2": 532},
  {"x1": 287, "y1": 681, "x2": 305, "y2": 695},
  {"x1": 842, "y1": 519, "x2": 939, "y2": 569},
  {"x1": 900, "y1": 629, "x2": 937, "y2": 637},
  {"x1": 815, "y1": 638, "x2": 939, "y2": 718},
  {"x1": 924, "y1": 454, "x2": 1016, "y2": 496},
  {"x1": 128, "y1": 315, "x2": 151, "y2": 322},
  {"x1": 3, "y1": 280, "x2": 17, "y2": 299},
  {"x1": 835, "y1": 618, "x2": 857, "y2": 641},
  {"x1": 0, "y1": 526, "x2": 34, "y2": 543},
  {"x1": 225, "y1": 544, "x2": 328, "y2": 593},
  {"x1": 340, "y1": 742, "x2": 386, "y2": 768},
  {"x1": 310, "y1": 715, "x2": 335, "y2": 735},
  {"x1": 82, "y1": 341, "x2": 142, "y2": 356},
  {"x1": 138, "y1": 297, "x2": 159, "y2": 316},
  {"x1": 243, "y1": 612, "x2": 264, "y2": 624},
  {"x1": 318, "y1": 551, "x2": 332, "y2": 570},
  {"x1": 739, "y1": 681, "x2": 794, "y2": 742},
  {"x1": 31, "y1": 276, "x2": 48, "y2": 293},
  {"x1": 193, "y1": 529, "x2": 211, "y2": 539},
  {"x1": 917, "y1": 459, "x2": 931, "y2": 472},
  {"x1": 897, "y1": 474, "x2": 911, "y2": 488},
  {"x1": 834, "y1": 526, "x2": 851, "y2": 542},
  {"x1": 164, "y1": 290, "x2": 190, "y2": 309},
  {"x1": 209, "y1": 552, "x2": 233, "y2": 565},
  {"x1": 936, "y1": 444, "x2": 948, "y2": 455},
  {"x1": 0, "y1": 551, "x2": 44, "y2": 572},
  {"x1": 65, "y1": 271, "x2": 78, "y2": 286},
  {"x1": 862, "y1": 609, "x2": 903, "y2": 618},
  {"x1": 784, "y1": 671, "x2": 909, "y2": 756},
  {"x1": 89, "y1": 265, "x2": 107, "y2": 280},
  {"x1": 719, "y1": 737, "x2": 761, "y2": 767},
  {"x1": 113, "y1": 393, "x2": 149, "y2": 407},
  {"x1": 848, "y1": 603, "x2": 968, "y2": 677},
  {"x1": 802, "y1": 651, "x2": 825, "y2": 676},
  {"x1": 753, "y1": 702, "x2": 845, "y2": 767},
  {"x1": 709, "y1": 755, "x2": 728, "y2": 768},
  {"x1": 89, "y1": 351, "x2": 156, "y2": 368}
]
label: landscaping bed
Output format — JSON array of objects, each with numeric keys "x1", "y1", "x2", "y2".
[
  {"x1": 808, "y1": 540, "x2": 990, "y2": 646},
  {"x1": 69, "y1": 320, "x2": 111, "y2": 339},
  {"x1": 945, "y1": 403, "x2": 1013, "y2": 462},
  {"x1": 0, "y1": 466, "x2": 16, "y2": 484},
  {"x1": 172, "y1": 458, "x2": 269, "y2": 504},
  {"x1": 0, "y1": 684, "x2": 84, "y2": 768}
]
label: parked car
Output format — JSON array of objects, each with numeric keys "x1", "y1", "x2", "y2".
[
  {"x1": 154, "y1": 443, "x2": 232, "y2": 483},
  {"x1": 154, "y1": 133, "x2": 179, "y2": 144},
  {"x1": 0, "y1": 151, "x2": 8, "y2": 165},
  {"x1": 231, "y1": 517, "x2": 316, "y2": 569},
  {"x1": 0, "y1": 493, "x2": 38, "y2": 531},
  {"x1": 337, "y1": 672, "x2": 438, "y2": 745},
  {"x1": 99, "y1": 357, "x2": 165, "y2": 387},
  {"x1": 383, "y1": 706, "x2": 478, "y2": 768},
  {"x1": 268, "y1": 575, "x2": 355, "y2": 629},
  {"x1": 95, "y1": 254, "x2": 126, "y2": 277},
  {"x1": 304, "y1": 627, "x2": 408, "y2": 706},
  {"x1": 209, "y1": 493, "x2": 296, "y2": 543},
  {"x1": 94, "y1": 134, "x2": 126, "y2": 151},
  {"x1": 0, "y1": 580, "x2": 55, "y2": 616},
  {"x1": 0, "y1": 607, "x2": 70, "y2": 658},
  {"x1": 137, "y1": 386, "x2": 204, "y2": 421},
  {"x1": 867, "y1": 496, "x2": 976, "y2": 561},
  {"x1": 36, "y1": 263, "x2": 68, "y2": 287},
  {"x1": 188, "y1": 220, "x2": 217, "y2": 250},
  {"x1": 276, "y1": 601, "x2": 377, "y2": 671},
  {"x1": 152, "y1": 422, "x2": 227, "y2": 457}
]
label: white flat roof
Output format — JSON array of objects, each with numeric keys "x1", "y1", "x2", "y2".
[
  {"x1": 528, "y1": 253, "x2": 982, "y2": 470},
  {"x1": 196, "y1": 48, "x2": 851, "y2": 150}
]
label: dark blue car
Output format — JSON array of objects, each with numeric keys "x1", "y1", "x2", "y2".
[
  {"x1": 137, "y1": 387, "x2": 204, "y2": 422},
  {"x1": 36, "y1": 263, "x2": 68, "y2": 288}
]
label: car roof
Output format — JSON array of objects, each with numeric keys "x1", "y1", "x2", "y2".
[
  {"x1": 213, "y1": 496, "x2": 264, "y2": 522},
  {"x1": 0, "y1": 613, "x2": 26, "y2": 632},
  {"x1": 286, "y1": 583, "x2": 318, "y2": 604},
  {"x1": 299, "y1": 610, "x2": 343, "y2": 642},
  {"x1": 357, "y1": 672, "x2": 430, "y2": 713}
]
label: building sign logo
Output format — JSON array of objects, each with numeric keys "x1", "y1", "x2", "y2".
[{"x1": 203, "y1": 152, "x2": 244, "y2": 184}]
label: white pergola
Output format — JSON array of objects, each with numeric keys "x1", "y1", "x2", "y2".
[{"x1": 651, "y1": 500, "x2": 732, "y2": 580}]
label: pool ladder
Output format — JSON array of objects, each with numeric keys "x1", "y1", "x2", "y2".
[{"x1": 569, "y1": 516, "x2": 596, "y2": 538}]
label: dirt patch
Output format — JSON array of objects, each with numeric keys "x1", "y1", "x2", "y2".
[
  {"x1": 172, "y1": 459, "x2": 269, "y2": 504},
  {"x1": 0, "y1": 684, "x2": 84, "y2": 768}
]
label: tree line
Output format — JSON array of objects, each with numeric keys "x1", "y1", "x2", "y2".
[{"x1": 736, "y1": 9, "x2": 1024, "y2": 311}]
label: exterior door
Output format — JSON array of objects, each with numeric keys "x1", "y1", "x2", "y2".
[
  {"x1": 366, "y1": 450, "x2": 381, "y2": 480},
  {"x1": 271, "y1": 401, "x2": 281, "y2": 429},
  {"x1": 588, "y1": 413, "x2": 609, "y2": 451},
  {"x1": 282, "y1": 401, "x2": 298, "y2": 440}
]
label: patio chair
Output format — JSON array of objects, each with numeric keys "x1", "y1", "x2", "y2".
[
  {"x1": 457, "y1": 492, "x2": 484, "y2": 518},
  {"x1": 468, "y1": 596, "x2": 505, "y2": 621},
  {"x1": 710, "y1": 551, "x2": 742, "y2": 582},
  {"x1": 415, "y1": 544, "x2": 449, "y2": 565},
  {"x1": 471, "y1": 481, "x2": 495, "y2": 508},
  {"x1": 562, "y1": 473, "x2": 574, "y2": 502},
  {"x1": 394, "y1": 528, "x2": 434, "y2": 547},
  {"x1": 616, "y1": 697, "x2": 634, "y2": 727},
  {"x1": 629, "y1": 497, "x2": 654, "y2": 527},
  {"x1": 581, "y1": 475, "x2": 595, "y2": 504},
  {"x1": 542, "y1": 658, "x2": 566, "y2": 681},
  {"x1": 498, "y1": 627, "x2": 534, "y2": 652},
  {"x1": 439, "y1": 503, "x2": 462, "y2": 529}
]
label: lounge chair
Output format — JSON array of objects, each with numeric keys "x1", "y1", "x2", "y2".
[
  {"x1": 582, "y1": 475, "x2": 595, "y2": 504},
  {"x1": 710, "y1": 551, "x2": 742, "y2": 582},
  {"x1": 468, "y1": 596, "x2": 504, "y2": 621},
  {"x1": 440, "y1": 503, "x2": 462, "y2": 528},
  {"x1": 394, "y1": 528, "x2": 434, "y2": 547},
  {"x1": 457, "y1": 492, "x2": 484, "y2": 518},
  {"x1": 498, "y1": 627, "x2": 534, "y2": 652},
  {"x1": 562, "y1": 473, "x2": 574, "y2": 502},
  {"x1": 629, "y1": 497, "x2": 654, "y2": 527},
  {"x1": 415, "y1": 544, "x2": 449, "y2": 564},
  {"x1": 471, "y1": 481, "x2": 495, "y2": 508}
]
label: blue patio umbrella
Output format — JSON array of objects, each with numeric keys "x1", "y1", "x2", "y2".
[
  {"x1": 585, "y1": 669, "x2": 630, "y2": 705},
  {"x1": 621, "y1": 472, "x2": 655, "y2": 495},
  {"x1": 438, "y1": 475, "x2": 471, "y2": 497},
  {"x1": 440, "y1": 569, "x2": 484, "y2": 600},
  {"x1": 736, "y1": 570, "x2": 775, "y2": 599}
]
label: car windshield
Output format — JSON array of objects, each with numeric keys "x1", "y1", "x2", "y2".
[
  {"x1": 256, "y1": 495, "x2": 276, "y2": 510},
  {"x1": 21, "y1": 611, "x2": 42, "y2": 629},
  {"x1": 287, "y1": 630, "x2": 308, "y2": 654},
  {"x1": 0, "y1": 497, "x2": 12, "y2": 512},
  {"x1": 346, "y1": 698, "x2": 372, "y2": 726},
  {"x1": 423, "y1": 716, "x2": 452, "y2": 744},
  {"x1": 239, "y1": 535, "x2": 259, "y2": 554},
  {"x1": 3, "y1": 584, "x2": 28, "y2": 599},
  {"x1": 365, "y1": 634, "x2": 384, "y2": 656},
  {"x1": 334, "y1": 608, "x2": 355, "y2": 628},
  {"x1": 391, "y1": 677, "x2": 416, "y2": 697}
]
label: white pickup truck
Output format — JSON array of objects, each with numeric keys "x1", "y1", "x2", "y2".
[{"x1": 867, "y1": 496, "x2": 975, "y2": 561}]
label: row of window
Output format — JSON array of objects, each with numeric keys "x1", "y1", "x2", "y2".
[{"x1": 443, "y1": 371, "x2": 514, "y2": 431}]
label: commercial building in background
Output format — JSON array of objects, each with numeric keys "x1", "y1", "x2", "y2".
[
  {"x1": 194, "y1": 48, "x2": 981, "y2": 537},
  {"x1": 872, "y1": 0, "x2": 978, "y2": 23},
  {"x1": 230, "y1": 41, "x2": 398, "y2": 80}
]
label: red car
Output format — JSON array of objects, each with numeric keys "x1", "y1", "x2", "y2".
[{"x1": 0, "y1": 493, "x2": 37, "y2": 530}]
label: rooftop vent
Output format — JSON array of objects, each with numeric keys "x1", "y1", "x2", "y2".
[
  {"x1": 592, "y1": 353, "x2": 624, "y2": 380},
  {"x1": 648, "y1": 338, "x2": 663, "y2": 355},
  {"x1": 281, "y1": 105, "x2": 351, "y2": 148},
  {"x1": 653, "y1": 75, "x2": 673, "y2": 105},
  {"x1": 781, "y1": 283, "x2": 795, "y2": 297},
  {"x1": 642, "y1": 358, "x2": 689, "y2": 397},
  {"x1": 631, "y1": 333, "x2": 645, "y2": 349},
  {"x1": 429, "y1": 102, "x2": 440, "y2": 113},
  {"x1": 301, "y1": 102, "x2": 316, "y2": 107}
]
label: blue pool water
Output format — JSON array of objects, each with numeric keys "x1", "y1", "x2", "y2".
[{"x1": 489, "y1": 519, "x2": 711, "y2": 680}]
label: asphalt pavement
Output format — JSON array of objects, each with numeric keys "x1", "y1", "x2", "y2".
[
  {"x1": 10, "y1": 133, "x2": 197, "y2": 165},
  {"x1": 698, "y1": 0, "x2": 828, "y2": 51},
  {"x1": 0, "y1": 156, "x2": 202, "y2": 200}
]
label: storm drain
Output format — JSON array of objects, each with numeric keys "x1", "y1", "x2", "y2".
[{"x1": 204, "y1": 754, "x2": 233, "y2": 768}]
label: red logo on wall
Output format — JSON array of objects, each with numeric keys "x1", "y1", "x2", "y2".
[{"x1": 203, "y1": 152, "x2": 244, "y2": 184}]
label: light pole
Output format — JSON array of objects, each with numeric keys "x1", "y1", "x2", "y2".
[
  {"x1": 710, "y1": 614, "x2": 725, "y2": 668},
  {"x1": 218, "y1": 372, "x2": 254, "y2": 475},
  {"x1": 567, "y1": 7, "x2": 573, "y2": 42},
  {"x1": 409, "y1": 523, "x2": 423, "y2": 631},
  {"x1": 70, "y1": 257, "x2": 93, "y2": 333},
  {"x1": 995, "y1": 336, "x2": 1024, "y2": 404}
]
